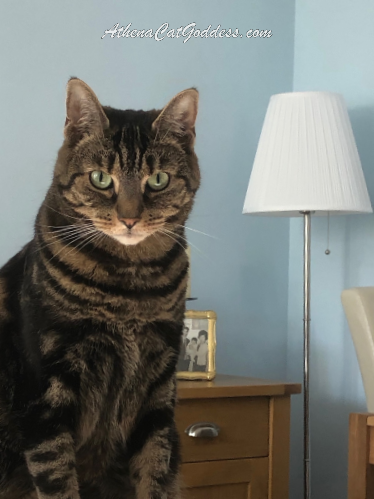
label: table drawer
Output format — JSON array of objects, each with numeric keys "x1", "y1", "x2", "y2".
[
  {"x1": 180, "y1": 458, "x2": 269, "y2": 499},
  {"x1": 175, "y1": 397, "x2": 269, "y2": 463}
]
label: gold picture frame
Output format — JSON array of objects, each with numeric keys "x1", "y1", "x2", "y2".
[{"x1": 177, "y1": 310, "x2": 217, "y2": 381}]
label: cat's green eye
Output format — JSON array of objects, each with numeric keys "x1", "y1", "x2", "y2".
[
  {"x1": 147, "y1": 172, "x2": 169, "y2": 191},
  {"x1": 90, "y1": 171, "x2": 113, "y2": 190}
]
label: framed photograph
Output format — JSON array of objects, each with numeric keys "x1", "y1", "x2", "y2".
[{"x1": 177, "y1": 310, "x2": 217, "y2": 381}]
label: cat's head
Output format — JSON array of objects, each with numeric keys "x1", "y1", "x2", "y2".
[{"x1": 53, "y1": 78, "x2": 200, "y2": 246}]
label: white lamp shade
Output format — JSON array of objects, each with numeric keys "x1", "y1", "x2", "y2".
[{"x1": 243, "y1": 92, "x2": 372, "y2": 216}]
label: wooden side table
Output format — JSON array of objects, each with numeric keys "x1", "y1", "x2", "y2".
[
  {"x1": 176, "y1": 374, "x2": 301, "y2": 499},
  {"x1": 348, "y1": 413, "x2": 374, "y2": 499}
]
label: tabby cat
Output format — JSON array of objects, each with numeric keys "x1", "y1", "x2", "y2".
[{"x1": 0, "y1": 78, "x2": 200, "y2": 499}]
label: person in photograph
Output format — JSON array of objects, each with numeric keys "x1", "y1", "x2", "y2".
[
  {"x1": 182, "y1": 325, "x2": 189, "y2": 346},
  {"x1": 184, "y1": 338, "x2": 190, "y2": 358},
  {"x1": 186, "y1": 337, "x2": 198, "y2": 371},
  {"x1": 177, "y1": 325, "x2": 190, "y2": 371},
  {"x1": 194, "y1": 330, "x2": 208, "y2": 372}
]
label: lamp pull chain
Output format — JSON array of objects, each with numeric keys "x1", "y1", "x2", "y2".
[{"x1": 325, "y1": 211, "x2": 331, "y2": 255}]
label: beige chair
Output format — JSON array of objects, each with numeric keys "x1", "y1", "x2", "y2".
[
  {"x1": 342, "y1": 287, "x2": 374, "y2": 498},
  {"x1": 341, "y1": 287, "x2": 374, "y2": 412}
]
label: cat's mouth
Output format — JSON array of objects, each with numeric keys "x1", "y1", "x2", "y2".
[
  {"x1": 110, "y1": 222, "x2": 157, "y2": 246},
  {"x1": 110, "y1": 231, "x2": 149, "y2": 246},
  {"x1": 93, "y1": 220, "x2": 158, "y2": 246}
]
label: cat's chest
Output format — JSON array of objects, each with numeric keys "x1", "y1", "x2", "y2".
[
  {"x1": 77, "y1": 322, "x2": 152, "y2": 390},
  {"x1": 75, "y1": 322, "x2": 164, "y2": 445}
]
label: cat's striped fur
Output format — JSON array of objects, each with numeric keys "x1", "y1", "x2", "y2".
[{"x1": 0, "y1": 78, "x2": 200, "y2": 499}]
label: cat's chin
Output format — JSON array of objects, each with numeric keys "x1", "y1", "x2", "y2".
[{"x1": 111, "y1": 233, "x2": 148, "y2": 246}]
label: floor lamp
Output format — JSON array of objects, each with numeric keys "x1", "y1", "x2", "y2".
[{"x1": 242, "y1": 91, "x2": 372, "y2": 499}]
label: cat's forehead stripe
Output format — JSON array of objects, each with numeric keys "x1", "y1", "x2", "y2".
[
  {"x1": 110, "y1": 124, "x2": 150, "y2": 174},
  {"x1": 107, "y1": 151, "x2": 117, "y2": 174}
]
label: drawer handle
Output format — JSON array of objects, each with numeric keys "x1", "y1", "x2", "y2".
[{"x1": 185, "y1": 422, "x2": 220, "y2": 438}]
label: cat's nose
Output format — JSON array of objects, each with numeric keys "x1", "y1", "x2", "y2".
[{"x1": 119, "y1": 218, "x2": 140, "y2": 230}]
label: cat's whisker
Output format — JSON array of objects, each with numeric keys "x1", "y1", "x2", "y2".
[
  {"x1": 161, "y1": 228, "x2": 189, "y2": 244},
  {"x1": 153, "y1": 123, "x2": 160, "y2": 143},
  {"x1": 33, "y1": 234, "x2": 91, "y2": 253},
  {"x1": 87, "y1": 232, "x2": 108, "y2": 254},
  {"x1": 43, "y1": 204, "x2": 88, "y2": 222},
  {"x1": 36, "y1": 237, "x2": 95, "y2": 257},
  {"x1": 41, "y1": 229, "x2": 97, "y2": 243},
  {"x1": 41, "y1": 235, "x2": 86, "y2": 262},
  {"x1": 44, "y1": 216, "x2": 112, "y2": 228},
  {"x1": 157, "y1": 228, "x2": 212, "y2": 264},
  {"x1": 156, "y1": 230, "x2": 187, "y2": 251},
  {"x1": 44, "y1": 229, "x2": 103, "y2": 263},
  {"x1": 160, "y1": 228, "x2": 211, "y2": 262},
  {"x1": 150, "y1": 232, "x2": 168, "y2": 251},
  {"x1": 40, "y1": 225, "x2": 94, "y2": 237},
  {"x1": 77, "y1": 231, "x2": 106, "y2": 254},
  {"x1": 37, "y1": 223, "x2": 94, "y2": 231},
  {"x1": 168, "y1": 223, "x2": 219, "y2": 240},
  {"x1": 40, "y1": 225, "x2": 98, "y2": 242},
  {"x1": 35, "y1": 228, "x2": 99, "y2": 255},
  {"x1": 183, "y1": 240, "x2": 210, "y2": 260},
  {"x1": 160, "y1": 124, "x2": 174, "y2": 143},
  {"x1": 160, "y1": 228, "x2": 187, "y2": 242},
  {"x1": 62, "y1": 230, "x2": 104, "y2": 259}
]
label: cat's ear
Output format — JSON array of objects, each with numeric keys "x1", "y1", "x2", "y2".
[
  {"x1": 64, "y1": 78, "x2": 109, "y2": 143},
  {"x1": 152, "y1": 88, "x2": 199, "y2": 144}
]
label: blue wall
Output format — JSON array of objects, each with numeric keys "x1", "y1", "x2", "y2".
[
  {"x1": 289, "y1": 1, "x2": 374, "y2": 497},
  {"x1": 0, "y1": 0, "x2": 295, "y2": 380}
]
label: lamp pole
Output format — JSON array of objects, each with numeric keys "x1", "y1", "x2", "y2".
[{"x1": 301, "y1": 211, "x2": 312, "y2": 499}]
